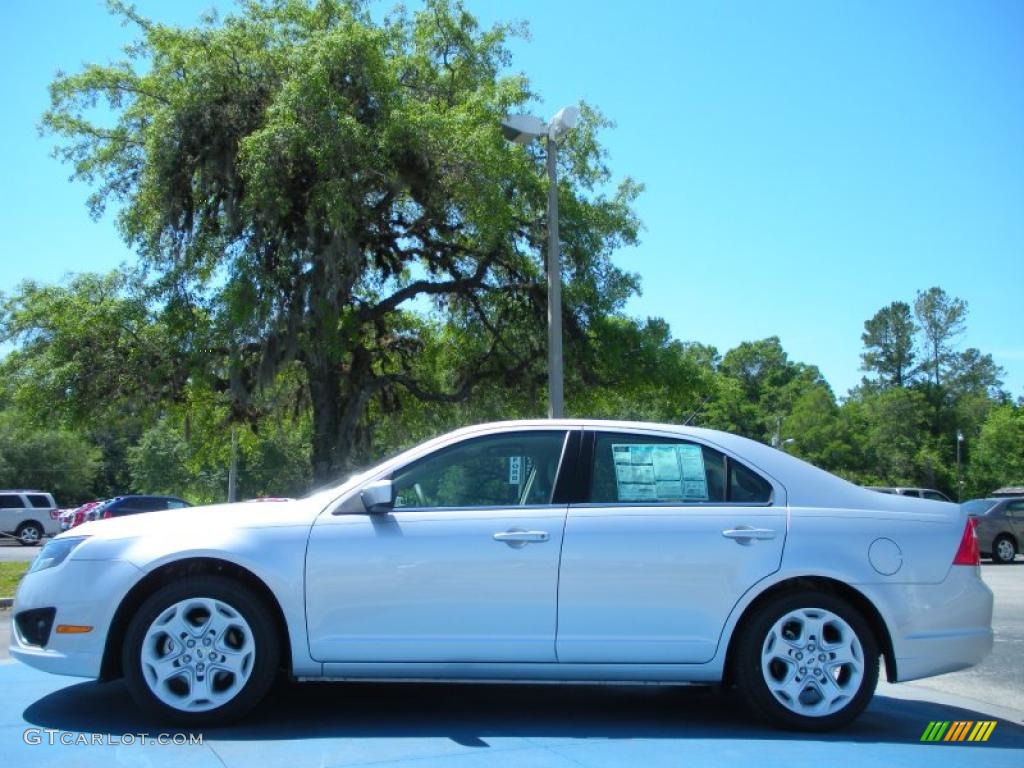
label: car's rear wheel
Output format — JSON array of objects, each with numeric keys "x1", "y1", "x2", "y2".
[
  {"x1": 732, "y1": 591, "x2": 879, "y2": 731},
  {"x1": 16, "y1": 522, "x2": 43, "y2": 546},
  {"x1": 992, "y1": 536, "x2": 1017, "y2": 564},
  {"x1": 122, "y1": 575, "x2": 279, "y2": 725}
]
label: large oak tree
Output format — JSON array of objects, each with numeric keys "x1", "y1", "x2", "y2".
[{"x1": 44, "y1": 0, "x2": 641, "y2": 482}]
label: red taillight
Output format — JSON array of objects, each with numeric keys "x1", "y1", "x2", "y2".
[
  {"x1": 953, "y1": 517, "x2": 980, "y2": 566},
  {"x1": 101, "y1": 510, "x2": 111, "y2": 519},
  {"x1": 73, "y1": 511, "x2": 84, "y2": 526},
  {"x1": 50, "y1": 510, "x2": 59, "y2": 520}
]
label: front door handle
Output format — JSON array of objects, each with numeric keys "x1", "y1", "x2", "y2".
[
  {"x1": 493, "y1": 530, "x2": 549, "y2": 548},
  {"x1": 722, "y1": 526, "x2": 777, "y2": 544}
]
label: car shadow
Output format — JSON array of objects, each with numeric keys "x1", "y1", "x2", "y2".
[{"x1": 22, "y1": 678, "x2": 1024, "y2": 748}]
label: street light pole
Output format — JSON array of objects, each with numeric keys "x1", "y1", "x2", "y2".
[
  {"x1": 500, "y1": 106, "x2": 578, "y2": 420},
  {"x1": 545, "y1": 135, "x2": 564, "y2": 418},
  {"x1": 956, "y1": 431, "x2": 964, "y2": 502}
]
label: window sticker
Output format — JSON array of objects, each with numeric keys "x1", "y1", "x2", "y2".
[
  {"x1": 508, "y1": 456, "x2": 522, "y2": 484},
  {"x1": 612, "y1": 443, "x2": 709, "y2": 502}
]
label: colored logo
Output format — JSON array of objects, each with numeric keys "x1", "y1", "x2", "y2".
[{"x1": 920, "y1": 721, "x2": 996, "y2": 742}]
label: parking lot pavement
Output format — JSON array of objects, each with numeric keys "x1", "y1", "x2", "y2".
[
  {"x1": 0, "y1": 662, "x2": 1020, "y2": 768},
  {"x1": 0, "y1": 538, "x2": 42, "y2": 563}
]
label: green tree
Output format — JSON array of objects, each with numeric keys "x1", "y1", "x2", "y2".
[
  {"x1": 784, "y1": 387, "x2": 858, "y2": 472},
  {"x1": 126, "y1": 419, "x2": 192, "y2": 498},
  {"x1": 967, "y1": 405, "x2": 1024, "y2": 496},
  {"x1": 570, "y1": 316, "x2": 718, "y2": 423},
  {"x1": 0, "y1": 272, "x2": 185, "y2": 496},
  {"x1": 860, "y1": 301, "x2": 916, "y2": 387},
  {"x1": 0, "y1": 412, "x2": 101, "y2": 504},
  {"x1": 913, "y1": 287, "x2": 967, "y2": 389},
  {"x1": 0, "y1": 272, "x2": 183, "y2": 425},
  {"x1": 710, "y1": 337, "x2": 830, "y2": 443},
  {"x1": 43, "y1": 0, "x2": 641, "y2": 483}
]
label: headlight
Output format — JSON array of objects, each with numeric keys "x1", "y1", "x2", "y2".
[{"x1": 28, "y1": 537, "x2": 89, "y2": 574}]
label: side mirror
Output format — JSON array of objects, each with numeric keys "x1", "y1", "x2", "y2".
[{"x1": 360, "y1": 479, "x2": 394, "y2": 514}]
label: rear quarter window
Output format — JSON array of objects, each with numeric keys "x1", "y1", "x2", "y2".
[{"x1": 26, "y1": 494, "x2": 53, "y2": 508}]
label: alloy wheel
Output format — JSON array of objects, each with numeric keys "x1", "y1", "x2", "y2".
[
  {"x1": 995, "y1": 538, "x2": 1016, "y2": 563},
  {"x1": 140, "y1": 597, "x2": 256, "y2": 712},
  {"x1": 760, "y1": 607, "x2": 865, "y2": 717}
]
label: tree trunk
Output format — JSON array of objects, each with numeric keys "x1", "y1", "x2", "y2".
[
  {"x1": 306, "y1": 346, "x2": 378, "y2": 487},
  {"x1": 308, "y1": 362, "x2": 344, "y2": 485}
]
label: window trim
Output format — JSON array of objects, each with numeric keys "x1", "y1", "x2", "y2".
[{"x1": 575, "y1": 428, "x2": 777, "y2": 508}]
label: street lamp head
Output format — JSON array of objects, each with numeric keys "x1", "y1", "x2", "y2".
[
  {"x1": 548, "y1": 105, "x2": 579, "y2": 139},
  {"x1": 502, "y1": 106, "x2": 579, "y2": 145},
  {"x1": 500, "y1": 114, "x2": 548, "y2": 145}
]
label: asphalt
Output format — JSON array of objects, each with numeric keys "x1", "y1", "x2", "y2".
[
  {"x1": 0, "y1": 539, "x2": 42, "y2": 563},
  {"x1": 0, "y1": 661, "x2": 1020, "y2": 767}
]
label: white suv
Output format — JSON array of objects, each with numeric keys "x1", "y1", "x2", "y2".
[{"x1": 0, "y1": 490, "x2": 59, "y2": 545}]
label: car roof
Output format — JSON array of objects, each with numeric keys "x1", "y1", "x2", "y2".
[{"x1": 110, "y1": 495, "x2": 184, "y2": 501}]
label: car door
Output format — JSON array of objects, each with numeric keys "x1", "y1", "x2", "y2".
[
  {"x1": 556, "y1": 429, "x2": 787, "y2": 664},
  {"x1": 305, "y1": 427, "x2": 574, "y2": 663},
  {"x1": 0, "y1": 493, "x2": 27, "y2": 534},
  {"x1": 1006, "y1": 501, "x2": 1024, "y2": 543}
]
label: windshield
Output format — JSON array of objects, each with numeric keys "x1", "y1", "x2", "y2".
[{"x1": 961, "y1": 499, "x2": 998, "y2": 516}]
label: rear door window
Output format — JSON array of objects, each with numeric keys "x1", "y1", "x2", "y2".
[
  {"x1": 0, "y1": 494, "x2": 25, "y2": 509},
  {"x1": 589, "y1": 433, "x2": 772, "y2": 504},
  {"x1": 112, "y1": 499, "x2": 151, "y2": 516}
]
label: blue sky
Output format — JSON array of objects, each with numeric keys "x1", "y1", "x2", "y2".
[{"x1": 2, "y1": 0, "x2": 1022, "y2": 398}]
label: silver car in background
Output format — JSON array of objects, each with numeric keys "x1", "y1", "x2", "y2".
[
  {"x1": 11, "y1": 420, "x2": 992, "y2": 731},
  {"x1": 963, "y1": 497, "x2": 1024, "y2": 563},
  {"x1": 0, "y1": 490, "x2": 59, "y2": 545}
]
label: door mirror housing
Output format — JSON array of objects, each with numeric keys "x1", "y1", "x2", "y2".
[{"x1": 360, "y1": 479, "x2": 395, "y2": 514}]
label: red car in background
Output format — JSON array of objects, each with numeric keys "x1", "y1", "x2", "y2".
[{"x1": 62, "y1": 501, "x2": 102, "y2": 531}]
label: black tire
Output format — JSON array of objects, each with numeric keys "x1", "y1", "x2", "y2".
[
  {"x1": 122, "y1": 575, "x2": 280, "y2": 726},
  {"x1": 992, "y1": 536, "x2": 1017, "y2": 564},
  {"x1": 16, "y1": 522, "x2": 44, "y2": 546},
  {"x1": 732, "y1": 591, "x2": 879, "y2": 731}
]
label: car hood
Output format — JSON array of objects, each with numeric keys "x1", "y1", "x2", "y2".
[{"x1": 66, "y1": 498, "x2": 324, "y2": 541}]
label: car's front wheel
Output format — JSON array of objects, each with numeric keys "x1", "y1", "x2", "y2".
[
  {"x1": 732, "y1": 591, "x2": 879, "y2": 730},
  {"x1": 992, "y1": 535, "x2": 1017, "y2": 564},
  {"x1": 122, "y1": 575, "x2": 280, "y2": 725}
]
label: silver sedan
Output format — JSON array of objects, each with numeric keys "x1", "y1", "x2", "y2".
[{"x1": 10, "y1": 420, "x2": 993, "y2": 730}]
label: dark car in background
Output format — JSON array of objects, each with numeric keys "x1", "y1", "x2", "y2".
[
  {"x1": 962, "y1": 497, "x2": 1024, "y2": 564},
  {"x1": 93, "y1": 495, "x2": 192, "y2": 520}
]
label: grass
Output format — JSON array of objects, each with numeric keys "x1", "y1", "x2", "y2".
[{"x1": 0, "y1": 562, "x2": 29, "y2": 598}]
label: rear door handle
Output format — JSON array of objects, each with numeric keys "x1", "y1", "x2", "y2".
[
  {"x1": 493, "y1": 530, "x2": 549, "y2": 548},
  {"x1": 722, "y1": 526, "x2": 777, "y2": 544}
]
